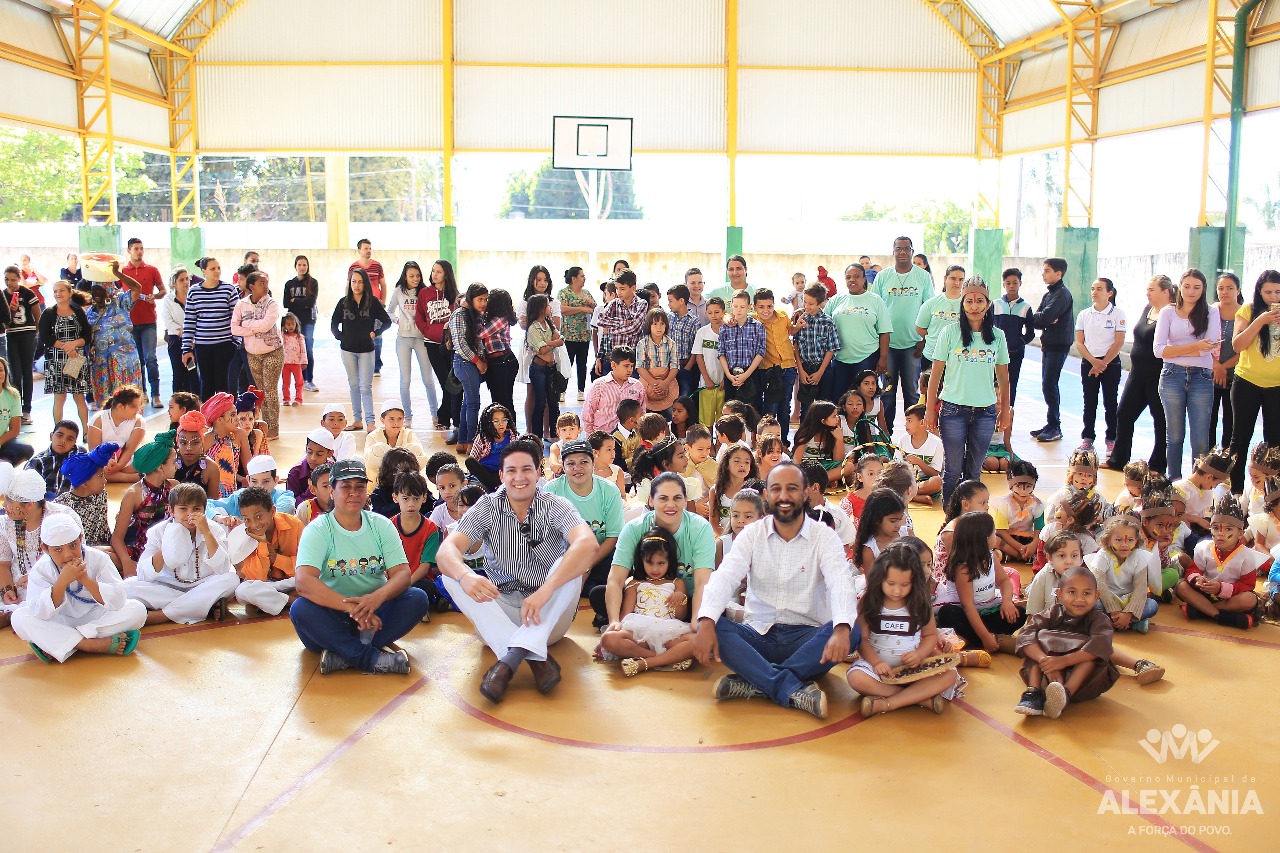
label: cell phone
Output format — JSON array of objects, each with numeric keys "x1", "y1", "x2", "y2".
[{"x1": 186, "y1": 360, "x2": 197, "y2": 371}]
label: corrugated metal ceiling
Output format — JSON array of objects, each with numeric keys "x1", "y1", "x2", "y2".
[{"x1": 88, "y1": 0, "x2": 203, "y2": 38}]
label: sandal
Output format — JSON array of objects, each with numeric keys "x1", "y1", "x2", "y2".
[
  {"x1": 28, "y1": 642, "x2": 53, "y2": 663},
  {"x1": 621, "y1": 657, "x2": 649, "y2": 677},
  {"x1": 859, "y1": 695, "x2": 889, "y2": 717},
  {"x1": 106, "y1": 631, "x2": 140, "y2": 656},
  {"x1": 917, "y1": 695, "x2": 946, "y2": 715},
  {"x1": 1132, "y1": 659, "x2": 1165, "y2": 685},
  {"x1": 668, "y1": 659, "x2": 693, "y2": 672}
]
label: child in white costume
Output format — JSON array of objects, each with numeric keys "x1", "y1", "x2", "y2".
[
  {"x1": 126, "y1": 483, "x2": 237, "y2": 624},
  {"x1": 12, "y1": 514, "x2": 146, "y2": 662},
  {"x1": 0, "y1": 469, "x2": 76, "y2": 624}
]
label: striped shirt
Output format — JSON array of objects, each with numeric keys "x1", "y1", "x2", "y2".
[
  {"x1": 454, "y1": 487, "x2": 586, "y2": 594},
  {"x1": 667, "y1": 310, "x2": 699, "y2": 361},
  {"x1": 182, "y1": 280, "x2": 239, "y2": 352},
  {"x1": 794, "y1": 310, "x2": 842, "y2": 366},
  {"x1": 581, "y1": 374, "x2": 647, "y2": 435}
]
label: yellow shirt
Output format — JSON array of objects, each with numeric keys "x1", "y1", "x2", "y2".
[
  {"x1": 1234, "y1": 304, "x2": 1280, "y2": 388},
  {"x1": 753, "y1": 309, "x2": 796, "y2": 369},
  {"x1": 239, "y1": 513, "x2": 304, "y2": 581}
]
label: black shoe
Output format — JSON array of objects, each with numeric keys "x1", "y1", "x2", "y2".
[
  {"x1": 1014, "y1": 687, "x2": 1045, "y2": 716},
  {"x1": 591, "y1": 613, "x2": 609, "y2": 630},
  {"x1": 445, "y1": 430, "x2": 457, "y2": 445},
  {"x1": 1034, "y1": 429, "x2": 1063, "y2": 442},
  {"x1": 1029, "y1": 426, "x2": 1049, "y2": 439}
]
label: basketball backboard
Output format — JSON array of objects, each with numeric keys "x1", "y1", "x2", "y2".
[{"x1": 552, "y1": 116, "x2": 633, "y2": 171}]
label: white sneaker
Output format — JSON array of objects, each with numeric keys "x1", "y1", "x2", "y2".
[
  {"x1": 578, "y1": 391, "x2": 585, "y2": 401},
  {"x1": 304, "y1": 381, "x2": 319, "y2": 392}
]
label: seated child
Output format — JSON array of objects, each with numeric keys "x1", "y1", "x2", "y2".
[
  {"x1": 53, "y1": 443, "x2": 118, "y2": 556},
  {"x1": 1045, "y1": 447, "x2": 1112, "y2": 524},
  {"x1": 839, "y1": 453, "x2": 884, "y2": 523},
  {"x1": 1242, "y1": 441, "x2": 1280, "y2": 515},
  {"x1": 798, "y1": 459, "x2": 856, "y2": 549},
  {"x1": 1176, "y1": 493, "x2": 1266, "y2": 629},
  {"x1": 391, "y1": 471, "x2": 445, "y2": 615},
  {"x1": 1247, "y1": 475, "x2": 1280, "y2": 553},
  {"x1": 466, "y1": 403, "x2": 517, "y2": 492},
  {"x1": 125, "y1": 483, "x2": 238, "y2": 624},
  {"x1": 289, "y1": 428, "x2": 336, "y2": 502},
  {"x1": 225, "y1": 486, "x2": 303, "y2": 616},
  {"x1": 295, "y1": 463, "x2": 334, "y2": 525},
  {"x1": 854, "y1": 488, "x2": 908, "y2": 574},
  {"x1": 589, "y1": 430, "x2": 627, "y2": 498},
  {"x1": 1138, "y1": 483, "x2": 1190, "y2": 600},
  {"x1": 1034, "y1": 488, "x2": 1103, "y2": 572},
  {"x1": 848, "y1": 541, "x2": 962, "y2": 717},
  {"x1": 167, "y1": 391, "x2": 201, "y2": 431},
  {"x1": 934, "y1": 511, "x2": 1026, "y2": 655},
  {"x1": 200, "y1": 393, "x2": 252, "y2": 496},
  {"x1": 11, "y1": 513, "x2": 146, "y2": 663},
  {"x1": 1014, "y1": 566, "x2": 1120, "y2": 719},
  {"x1": 636, "y1": 412, "x2": 670, "y2": 454},
  {"x1": 854, "y1": 370, "x2": 888, "y2": 433},
  {"x1": 174, "y1": 412, "x2": 222, "y2": 498},
  {"x1": 755, "y1": 435, "x2": 786, "y2": 484},
  {"x1": 547, "y1": 412, "x2": 583, "y2": 476},
  {"x1": 1086, "y1": 514, "x2": 1159, "y2": 633},
  {"x1": 713, "y1": 414, "x2": 747, "y2": 462},
  {"x1": 321, "y1": 403, "x2": 358, "y2": 461},
  {"x1": 613, "y1": 398, "x2": 644, "y2": 472},
  {"x1": 0, "y1": 470, "x2": 78, "y2": 626},
  {"x1": 982, "y1": 405, "x2": 1017, "y2": 473},
  {"x1": 683, "y1": 424, "x2": 718, "y2": 495},
  {"x1": 873, "y1": 460, "x2": 918, "y2": 538},
  {"x1": 754, "y1": 414, "x2": 782, "y2": 445},
  {"x1": 208, "y1": 454, "x2": 297, "y2": 518},
  {"x1": 26, "y1": 420, "x2": 85, "y2": 499},
  {"x1": 427, "y1": 464, "x2": 468, "y2": 551},
  {"x1": 236, "y1": 390, "x2": 269, "y2": 457},
  {"x1": 1173, "y1": 447, "x2": 1235, "y2": 553},
  {"x1": 110, "y1": 432, "x2": 178, "y2": 577},
  {"x1": 722, "y1": 399, "x2": 759, "y2": 445},
  {"x1": 1113, "y1": 460, "x2": 1148, "y2": 514},
  {"x1": 708, "y1": 444, "x2": 759, "y2": 533},
  {"x1": 990, "y1": 460, "x2": 1045, "y2": 564},
  {"x1": 715, "y1": 487, "x2": 764, "y2": 568},
  {"x1": 897, "y1": 403, "x2": 943, "y2": 504},
  {"x1": 598, "y1": 527, "x2": 696, "y2": 676},
  {"x1": 791, "y1": 402, "x2": 843, "y2": 486},
  {"x1": 370, "y1": 448, "x2": 422, "y2": 518},
  {"x1": 364, "y1": 400, "x2": 427, "y2": 473}
]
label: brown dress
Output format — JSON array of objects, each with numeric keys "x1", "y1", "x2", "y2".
[{"x1": 1015, "y1": 603, "x2": 1120, "y2": 702}]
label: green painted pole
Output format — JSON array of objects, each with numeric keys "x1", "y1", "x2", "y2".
[{"x1": 1224, "y1": 0, "x2": 1265, "y2": 275}]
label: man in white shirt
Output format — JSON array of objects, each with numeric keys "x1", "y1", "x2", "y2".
[{"x1": 694, "y1": 462, "x2": 859, "y2": 719}]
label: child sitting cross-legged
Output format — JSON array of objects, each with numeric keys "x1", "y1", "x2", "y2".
[
  {"x1": 11, "y1": 513, "x2": 146, "y2": 663},
  {"x1": 53, "y1": 443, "x2": 118, "y2": 557},
  {"x1": 223, "y1": 486, "x2": 303, "y2": 617},
  {"x1": 1173, "y1": 447, "x2": 1235, "y2": 553},
  {"x1": 391, "y1": 471, "x2": 446, "y2": 617},
  {"x1": 370, "y1": 447, "x2": 423, "y2": 518},
  {"x1": 1045, "y1": 447, "x2": 1112, "y2": 524},
  {"x1": 598, "y1": 526, "x2": 696, "y2": 676},
  {"x1": 125, "y1": 483, "x2": 238, "y2": 624},
  {"x1": 897, "y1": 403, "x2": 943, "y2": 505},
  {"x1": 364, "y1": 400, "x2": 427, "y2": 474},
  {"x1": 208, "y1": 454, "x2": 297, "y2": 519},
  {"x1": 1033, "y1": 488, "x2": 1103, "y2": 572},
  {"x1": 26, "y1": 420, "x2": 85, "y2": 499},
  {"x1": 848, "y1": 541, "x2": 962, "y2": 717},
  {"x1": 990, "y1": 460, "x2": 1045, "y2": 564},
  {"x1": 110, "y1": 431, "x2": 178, "y2": 578},
  {"x1": 288, "y1": 428, "x2": 336, "y2": 503},
  {"x1": 934, "y1": 511, "x2": 1026, "y2": 655},
  {"x1": 466, "y1": 403, "x2": 518, "y2": 492},
  {"x1": 1138, "y1": 483, "x2": 1190, "y2": 602},
  {"x1": 1113, "y1": 460, "x2": 1148, "y2": 514},
  {"x1": 1176, "y1": 493, "x2": 1266, "y2": 629},
  {"x1": 1086, "y1": 513, "x2": 1160, "y2": 634},
  {"x1": 1014, "y1": 566, "x2": 1120, "y2": 719},
  {"x1": 1246, "y1": 475, "x2": 1280, "y2": 553},
  {"x1": 547, "y1": 412, "x2": 583, "y2": 477},
  {"x1": 839, "y1": 453, "x2": 883, "y2": 524}
]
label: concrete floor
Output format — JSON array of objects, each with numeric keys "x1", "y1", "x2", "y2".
[{"x1": 2, "y1": 340, "x2": 1276, "y2": 852}]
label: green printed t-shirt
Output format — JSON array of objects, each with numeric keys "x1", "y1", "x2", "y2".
[
  {"x1": 914, "y1": 293, "x2": 962, "y2": 361},
  {"x1": 545, "y1": 474, "x2": 625, "y2": 545},
  {"x1": 825, "y1": 291, "x2": 892, "y2": 364},
  {"x1": 872, "y1": 265, "x2": 933, "y2": 349},
  {"x1": 297, "y1": 511, "x2": 409, "y2": 598},
  {"x1": 933, "y1": 322, "x2": 1009, "y2": 409},
  {"x1": 613, "y1": 510, "x2": 716, "y2": 596}
]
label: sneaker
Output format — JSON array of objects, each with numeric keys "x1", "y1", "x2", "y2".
[
  {"x1": 1106, "y1": 440, "x2": 1116, "y2": 453},
  {"x1": 1215, "y1": 610, "x2": 1254, "y2": 630},
  {"x1": 1077, "y1": 440, "x2": 1094, "y2": 452},
  {"x1": 578, "y1": 391, "x2": 585, "y2": 401},
  {"x1": 373, "y1": 371, "x2": 381, "y2": 377},
  {"x1": 1034, "y1": 429, "x2": 1063, "y2": 442},
  {"x1": 1131, "y1": 618, "x2": 1149, "y2": 634},
  {"x1": 319, "y1": 649, "x2": 352, "y2": 674},
  {"x1": 1132, "y1": 659, "x2": 1166, "y2": 685},
  {"x1": 1014, "y1": 687, "x2": 1045, "y2": 716},
  {"x1": 21, "y1": 414, "x2": 32, "y2": 426},
  {"x1": 1029, "y1": 426, "x2": 1049, "y2": 439},
  {"x1": 1181, "y1": 603, "x2": 1205, "y2": 621},
  {"x1": 788, "y1": 683, "x2": 828, "y2": 720},
  {"x1": 1043, "y1": 681, "x2": 1070, "y2": 719},
  {"x1": 305, "y1": 381, "x2": 319, "y2": 392},
  {"x1": 445, "y1": 430, "x2": 457, "y2": 445},
  {"x1": 558, "y1": 393, "x2": 566, "y2": 404},
  {"x1": 712, "y1": 673, "x2": 766, "y2": 701},
  {"x1": 369, "y1": 649, "x2": 411, "y2": 674}
]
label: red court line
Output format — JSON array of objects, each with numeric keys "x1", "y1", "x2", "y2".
[
  {"x1": 954, "y1": 699, "x2": 1219, "y2": 853},
  {"x1": 210, "y1": 675, "x2": 427, "y2": 853},
  {"x1": 1148, "y1": 622, "x2": 1280, "y2": 649}
]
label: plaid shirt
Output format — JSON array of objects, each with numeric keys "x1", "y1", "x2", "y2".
[
  {"x1": 718, "y1": 317, "x2": 766, "y2": 371},
  {"x1": 636, "y1": 335, "x2": 679, "y2": 370},
  {"x1": 667, "y1": 310, "x2": 699, "y2": 361},
  {"x1": 596, "y1": 295, "x2": 649, "y2": 351},
  {"x1": 477, "y1": 314, "x2": 512, "y2": 355},
  {"x1": 794, "y1": 310, "x2": 842, "y2": 366}
]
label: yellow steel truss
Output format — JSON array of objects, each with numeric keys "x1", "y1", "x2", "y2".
[
  {"x1": 72, "y1": 1, "x2": 118, "y2": 224},
  {"x1": 1198, "y1": 0, "x2": 1246, "y2": 226},
  {"x1": 1045, "y1": 1, "x2": 1105, "y2": 228}
]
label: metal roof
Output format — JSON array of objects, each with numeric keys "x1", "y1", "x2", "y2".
[
  {"x1": 961, "y1": 0, "x2": 1068, "y2": 45},
  {"x1": 89, "y1": 0, "x2": 203, "y2": 39}
]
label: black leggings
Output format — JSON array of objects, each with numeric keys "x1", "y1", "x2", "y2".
[
  {"x1": 7, "y1": 331, "x2": 37, "y2": 414},
  {"x1": 1211, "y1": 376, "x2": 1234, "y2": 450},
  {"x1": 167, "y1": 334, "x2": 196, "y2": 395},
  {"x1": 935, "y1": 603, "x2": 1026, "y2": 649},
  {"x1": 426, "y1": 342, "x2": 460, "y2": 429},
  {"x1": 194, "y1": 341, "x2": 236, "y2": 400},
  {"x1": 485, "y1": 351, "x2": 518, "y2": 413},
  {"x1": 1108, "y1": 360, "x2": 1166, "y2": 471},
  {"x1": 1229, "y1": 375, "x2": 1280, "y2": 493},
  {"x1": 465, "y1": 457, "x2": 501, "y2": 492},
  {"x1": 565, "y1": 340, "x2": 591, "y2": 392}
]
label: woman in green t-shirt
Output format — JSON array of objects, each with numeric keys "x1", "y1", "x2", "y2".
[
  {"x1": 924, "y1": 277, "x2": 1010, "y2": 506},
  {"x1": 0, "y1": 357, "x2": 34, "y2": 464}
]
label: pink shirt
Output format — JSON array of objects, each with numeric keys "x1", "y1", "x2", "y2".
[
  {"x1": 581, "y1": 374, "x2": 647, "y2": 435},
  {"x1": 230, "y1": 296, "x2": 282, "y2": 354}
]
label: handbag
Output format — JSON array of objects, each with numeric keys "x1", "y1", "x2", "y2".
[
  {"x1": 62, "y1": 353, "x2": 86, "y2": 379},
  {"x1": 444, "y1": 369, "x2": 464, "y2": 395},
  {"x1": 548, "y1": 363, "x2": 569, "y2": 397}
]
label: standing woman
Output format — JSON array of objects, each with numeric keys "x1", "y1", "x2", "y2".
[
  {"x1": 181, "y1": 257, "x2": 239, "y2": 400},
  {"x1": 558, "y1": 266, "x2": 595, "y2": 402},
  {"x1": 84, "y1": 273, "x2": 142, "y2": 413},
  {"x1": 1106, "y1": 275, "x2": 1174, "y2": 473},
  {"x1": 924, "y1": 277, "x2": 1010, "y2": 506},
  {"x1": 524, "y1": 294, "x2": 564, "y2": 439},
  {"x1": 230, "y1": 269, "x2": 284, "y2": 439},
  {"x1": 283, "y1": 255, "x2": 319, "y2": 392},
  {"x1": 388, "y1": 261, "x2": 436, "y2": 429},
  {"x1": 332, "y1": 267, "x2": 391, "y2": 432},
  {"x1": 161, "y1": 266, "x2": 194, "y2": 394},
  {"x1": 60, "y1": 253, "x2": 84, "y2": 291},
  {"x1": 517, "y1": 265, "x2": 562, "y2": 435},
  {"x1": 4, "y1": 264, "x2": 41, "y2": 424},
  {"x1": 1228, "y1": 269, "x2": 1280, "y2": 494},
  {"x1": 449, "y1": 283, "x2": 489, "y2": 455},
  {"x1": 1212, "y1": 272, "x2": 1242, "y2": 448},
  {"x1": 37, "y1": 280, "x2": 92, "y2": 429},
  {"x1": 414, "y1": 259, "x2": 460, "y2": 435},
  {"x1": 1154, "y1": 269, "x2": 1220, "y2": 480},
  {"x1": 481, "y1": 289, "x2": 519, "y2": 414}
]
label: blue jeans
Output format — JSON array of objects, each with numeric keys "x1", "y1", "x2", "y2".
[
  {"x1": 374, "y1": 332, "x2": 385, "y2": 373},
  {"x1": 883, "y1": 347, "x2": 921, "y2": 433},
  {"x1": 938, "y1": 401, "x2": 997, "y2": 506},
  {"x1": 715, "y1": 618, "x2": 854, "y2": 706},
  {"x1": 454, "y1": 354, "x2": 483, "y2": 445},
  {"x1": 1159, "y1": 363, "x2": 1214, "y2": 480},
  {"x1": 227, "y1": 346, "x2": 251, "y2": 396},
  {"x1": 529, "y1": 361, "x2": 559, "y2": 438},
  {"x1": 131, "y1": 323, "x2": 160, "y2": 398},
  {"x1": 341, "y1": 349, "x2": 375, "y2": 424},
  {"x1": 289, "y1": 587, "x2": 429, "y2": 672},
  {"x1": 677, "y1": 366, "x2": 700, "y2": 400},
  {"x1": 1041, "y1": 349, "x2": 1069, "y2": 431},
  {"x1": 763, "y1": 366, "x2": 798, "y2": 443},
  {"x1": 1096, "y1": 598, "x2": 1159, "y2": 621},
  {"x1": 396, "y1": 335, "x2": 437, "y2": 423},
  {"x1": 301, "y1": 322, "x2": 316, "y2": 382}
]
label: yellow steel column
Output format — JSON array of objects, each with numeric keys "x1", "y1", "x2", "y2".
[
  {"x1": 442, "y1": 0, "x2": 455, "y2": 227},
  {"x1": 1198, "y1": 0, "x2": 1243, "y2": 226},
  {"x1": 726, "y1": 0, "x2": 738, "y2": 228},
  {"x1": 74, "y1": 1, "x2": 119, "y2": 224},
  {"x1": 326, "y1": 155, "x2": 350, "y2": 251}
]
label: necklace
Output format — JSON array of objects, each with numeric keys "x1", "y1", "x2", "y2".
[{"x1": 176, "y1": 532, "x2": 203, "y2": 584}]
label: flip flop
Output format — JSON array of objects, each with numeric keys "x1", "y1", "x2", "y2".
[
  {"x1": 120, "y1": 629, "x2": 141, "y2": 656},
  {"x1": 28, "y1": 643, "x2": 53, "y2": 663}
]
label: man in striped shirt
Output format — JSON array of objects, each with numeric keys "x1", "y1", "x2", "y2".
[
  {"x1": 182, "y1": 257, "x2": 240, "y2": 399},
  {"x1": 581, "y1": 346, "x2": 646, "y2": 435},
  {"x1": 436, "y1": 439, "x2": 598, "y2": 703},
  {"x1": 349, "y1": 238, "x2": 387, "y2": 375}
]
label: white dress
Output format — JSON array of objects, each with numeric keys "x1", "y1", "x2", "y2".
[
  {"x1": 0, "y1": 503, "x2": 76, "y2": 613},
  {"x1": 90, "y1": 410, "x2": 145, "y2": 447},
  {"x1": 124, "y1": 518, "x2": 237, "y2": 624},
  {"x1": 848, "y1": 604, "x2": 963, "y2": 698},
  {"x1": 616, "y1": 581, "x2": 692, "y2": 654}
]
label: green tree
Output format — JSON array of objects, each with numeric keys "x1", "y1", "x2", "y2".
[
  {"x1": 910, "y1": 200, "x2": 974, "y2": 254},
  {"x1": 501, "y1": 159, "x2": 642, "y2": 219},
  {"x1": 0, "y1": 128, "x2": 80, "y2": 221},
  {"x1": 1246, "y1": 179, "x2": 1278, "y2": 231},
  {"x1": 840, "y1": 201, "x2": 896, "y2": 222},
  {"x1": 350, "y1": 156, "x2": 441, "y2": 222}
]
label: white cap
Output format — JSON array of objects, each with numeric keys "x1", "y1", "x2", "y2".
[
  {"x1": 40, "y1": 513, "x2": 82, "y2": 546},
  {"x1": 246, "y1": 455, "x2": 279, "y2": 477},
  {"x1": 321, "y1": 403, "x2": 346, "y2": 418},
  {"x1": 8, "y1": 469, "x2": 47, "y2": 502},
  {"x1": 306, "y1": 427, "x2": 336, "y2": 451},
  {"x1": 380, "y1": 399, "x2": 404, "y2": 416},
  {"x1": 225, "y1": 525, "x2": 259, "y2": 565}
]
